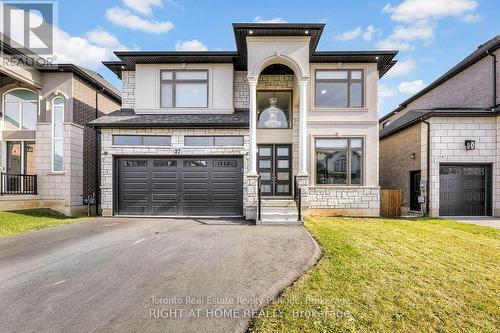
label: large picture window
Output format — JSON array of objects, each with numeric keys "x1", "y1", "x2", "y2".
[
  {"x1": 3, "y1": 89, "x2": 38, "y2": 130},
  {"x1": 160, "y1": 70, "x2": 208, "y2": 108},
  {"x1": 315, "y1": 69, "x2": 364, "y2": 108},
  {"x1": 257, "y1": 91, "x2": 291, "y2": 129},
  {"x1": 315, "y1": 138, "x2": 363, "y2": 185}
]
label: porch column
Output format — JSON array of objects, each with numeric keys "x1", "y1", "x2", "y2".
[
  {"x1": 248, "y1": 77, "x2": 258, "y2": 174},
  {"x1": 298, "y1": 79, "x2": 309, "y2": 175}
]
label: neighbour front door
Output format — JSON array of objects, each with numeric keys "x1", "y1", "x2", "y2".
[
  {"x1": 410, "y1": 170, "x2": 421, "y2": 211},
  {"x1": 257, "y1": 144, "x2": 292, "y2": 196}
]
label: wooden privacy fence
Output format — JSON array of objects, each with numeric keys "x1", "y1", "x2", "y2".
[{"x1": 380, "y1": 189, "x2": 402, "y2": 218}]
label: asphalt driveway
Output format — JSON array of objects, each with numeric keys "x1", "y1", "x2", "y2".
[{"x1": 0, "y1": 218, "x2": 319, "y2": 333}]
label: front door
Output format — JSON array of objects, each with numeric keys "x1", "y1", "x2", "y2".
[
  {"x1": 410, "y1": 170, "x2": 421, "y2": 211},
  {"x1": 257, "y1": 144, "x2": 292, "y2": 196}
]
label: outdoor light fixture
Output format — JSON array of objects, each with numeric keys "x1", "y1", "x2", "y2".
[
  {"x1": 120, "y1": 65, "x2": 125, "y2": 69},
  {"x1": 305, "y1": 30, "x2": 309, "y2": 34},
  {"x1": 410, "y1": 153, "x2": 416, "y2": 160},
  {"x1": 249, "y1": 30, "x2": 253, "y2": 34}
]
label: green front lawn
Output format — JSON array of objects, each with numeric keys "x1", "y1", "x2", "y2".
[
  {"x1": 252, "y1": 217, "x2": 500, "y2": 333},
  {"x1": 0, "y1": 209, "x2": 87, "y2": 237}
]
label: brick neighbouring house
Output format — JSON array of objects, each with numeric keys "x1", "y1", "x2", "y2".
[{"x1": 379, "y1": 35, "x2": 500, "y2": 217}]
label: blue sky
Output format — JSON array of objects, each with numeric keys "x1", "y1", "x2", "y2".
[{"x1": 46, "y1": 0, "x2": 500, "y2": 115}]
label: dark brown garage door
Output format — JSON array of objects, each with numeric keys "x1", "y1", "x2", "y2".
[
  {"x1": 116, "y1": 157, "x2": 243, "y2": 216},
  {"x1": 439, "y1": 165, "x2": 491, "y2": 216}
]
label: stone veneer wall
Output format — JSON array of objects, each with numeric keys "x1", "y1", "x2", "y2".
[
  {"x1": 234, "y1": 71, "x2": 249, "y2": 109},
  {"x1": 35, "y1": 123, "x2": 84, "y2": 216},
  {"x1": 424, "y1": 116, "x2": 498, "y2": 217},
  {"x1": 100, "y1": 128, "x2": 250, "y2": 217},
  {"x1": 308, "y1": 187, "x2": 380, "y2": 217},
  {"x1": 122, "y1": 71, "x2": 136, "y2": 109}
]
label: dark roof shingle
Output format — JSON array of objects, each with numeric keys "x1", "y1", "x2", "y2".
[{"x1": 89, "y1": 109, "x2": 249, "y2": 128}]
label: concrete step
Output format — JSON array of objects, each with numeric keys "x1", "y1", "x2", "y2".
[
  {"x1": 261, "y1": 207, "x2": 298, "y2": 213},
  {"x1": 258, "y1": 219, "x2": 303, "y2": 226},
  {"x1": 261, "y1": 199, "x2": 296, "y2": 208},
  {"x1": 262, "y1": 213, "x2": 299, "y2": 221}
]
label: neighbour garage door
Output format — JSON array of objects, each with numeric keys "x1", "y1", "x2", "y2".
[
  {"x1": 439, "y1": 165, "x2": 491, "y2": 216},
  {"x1": 117, "y1": 157, "x2": 243, "y2": 216}
]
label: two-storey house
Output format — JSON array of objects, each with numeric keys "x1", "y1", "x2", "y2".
[
  {"x1": 380, "y1": 35, "x2": 499, "y2": 217},
  {"x1": 0, "y1": 37, "x2": 121, "y2": 216},
  {"x1": 92, "y1": 23, "x2": 397, "y2": 222}
]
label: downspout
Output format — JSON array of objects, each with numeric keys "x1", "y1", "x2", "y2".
[
  {"x1": 487, "y1": 50, "x2": 497, "y2": 108},
  {"x1": 421, "y1": 118, "x2": 431, "y2": 216},
  {"x1": 94, "y1": 87, "x2": 105, "y2": 216}
]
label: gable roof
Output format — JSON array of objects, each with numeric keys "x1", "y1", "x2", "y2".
[
  {"x1": 103, "y1": 23, "x2": 398, "y2": 79},
  {"x1": 380, "y1": 35, "x2": 500, "y2": 123}
]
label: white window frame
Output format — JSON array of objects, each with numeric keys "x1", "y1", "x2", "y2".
[
  {"x1": 51, "y1": 96, "x2": 65, "y2": 172},
  {"x1": 2, "y1": 88, "x2": 39, "y2": 130}
]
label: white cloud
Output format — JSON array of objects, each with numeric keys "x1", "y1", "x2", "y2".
[
  {"x1": 123, "y1": 0, "x2": 163, "y2": 16},
  {"x1": 385, "y1": 59, "x2": 416, "y2": 77},
  {"x1": 383, "y1": 0, "x2": 478, "y2": 23},
  {"x1": 336, "y1": 27, "x2": 362, "y2": 41},
  {"x1": 376, "y1": 39, "x2": 414, "y2": 51},
  {"x1": 106, "y1": 7, "x2": 174, "y2": 34},
  {"x1": 253, "y1": 16, "x2": 287, "y2": 23},
  {"x1": 378, "y1": 84, "x2": 397, "y2": 104},
  {"x1": 175, "y1": 39, "x2": 208, "y2": 51},
  {"x1": 84, "y1": 28, "x2": 124, "y2": 50},
  {"x1": 0, "y1": 6, "x2": 125, "y2": 70},
  {"x1": 377, "y1": 0, "x2": 480, "y2": 51},
  {"x1": 363, "y1": 25, "x2": 377, "y2": 41},
  {"x1": 398, "y1": 80, "x2": 427, "y2": 94},
  {"x1": 461, "y1": 13, "x2": 482, "y2": 23},
  {"x1": 337, "y1": 26, "x2": 378, "y2": 42},
  {"x1": 391, "y1": 20, "x2": 434, "y2": 41}
]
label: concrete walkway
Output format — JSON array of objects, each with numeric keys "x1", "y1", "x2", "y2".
[
  {"x1": 448, "y1": 217, "x2": 500, "y2": 229},
  {"x1": 0, "y1": 218, "x2": 320, "y2": 333}
]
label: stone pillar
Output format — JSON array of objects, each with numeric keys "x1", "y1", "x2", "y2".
[
  {"x1": 298, "y1": 79, "x2": 309, "y2": 175},
  {"x1": 248, "y1": 77, "x2": 258, "y2": 174},
  {"x1": 244, "y1": 173, "x2": 259, "y2": 221}
]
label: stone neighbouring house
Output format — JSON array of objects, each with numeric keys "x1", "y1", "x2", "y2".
[
  {"x1": 0, "y1": 38, "x2": 121, "y2": 216},
  {"x1": 91, "y1": 23, "x2": 398, "y2": 222},
  {"x1": 379, "y1": 35, "x2": 500, "y2": 217}
]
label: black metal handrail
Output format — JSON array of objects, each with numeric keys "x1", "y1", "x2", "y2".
[
  {"x1": 0, "y1": 173, "x2": 37, "y2": 195},
  {"x1": 257, "y1": 175, "x2": 262, "y2": 222},
  {"x1": 294, "y1": 176, "x2": 302, "y2": 222}
]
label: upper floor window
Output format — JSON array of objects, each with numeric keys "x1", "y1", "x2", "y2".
[
  {"x1": 315, "y1": 69, "x2": 364, "y2": 108},
  {"x1": 160, "y1": 70, "x2": 208, "y2": 108},
  {"x1": 257, "y1": 91, "x2": 291, "y2": 129},
  {"x1": 3, "y1": 89, "x2": 38, "y2": 130},
  {"x1": 52, "y1": 97, "x2": 65, "y2": 172}
]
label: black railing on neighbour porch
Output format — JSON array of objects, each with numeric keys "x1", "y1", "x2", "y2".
[
  {"x1": 294, "y1": 176, "x2": 302, "y2": 222},
  {"x1": 257, "y1": 174, "x2": 262, "y2": 222},
  {"x1": 0, "y1": 173, "x2": 37, "y2": 195}
]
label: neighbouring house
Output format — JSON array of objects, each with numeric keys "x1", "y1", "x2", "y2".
[
  {"x1": 91, "y1": 23, "x2": 397, "y2": 222},
  {"x1": 0, "y1": 37, "x2": 121, "y2": 216},
  {"x1": 379, "y1": 35, "x2": 500, "y2": 217}
]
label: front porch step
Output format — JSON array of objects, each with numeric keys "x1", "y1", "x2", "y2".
[
  {"x1": 258, "y1": 219, "x2": 303, "y2": 226},
  {"x1": 261, "y1": 199, "x2": 296, "y2": 208}
]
